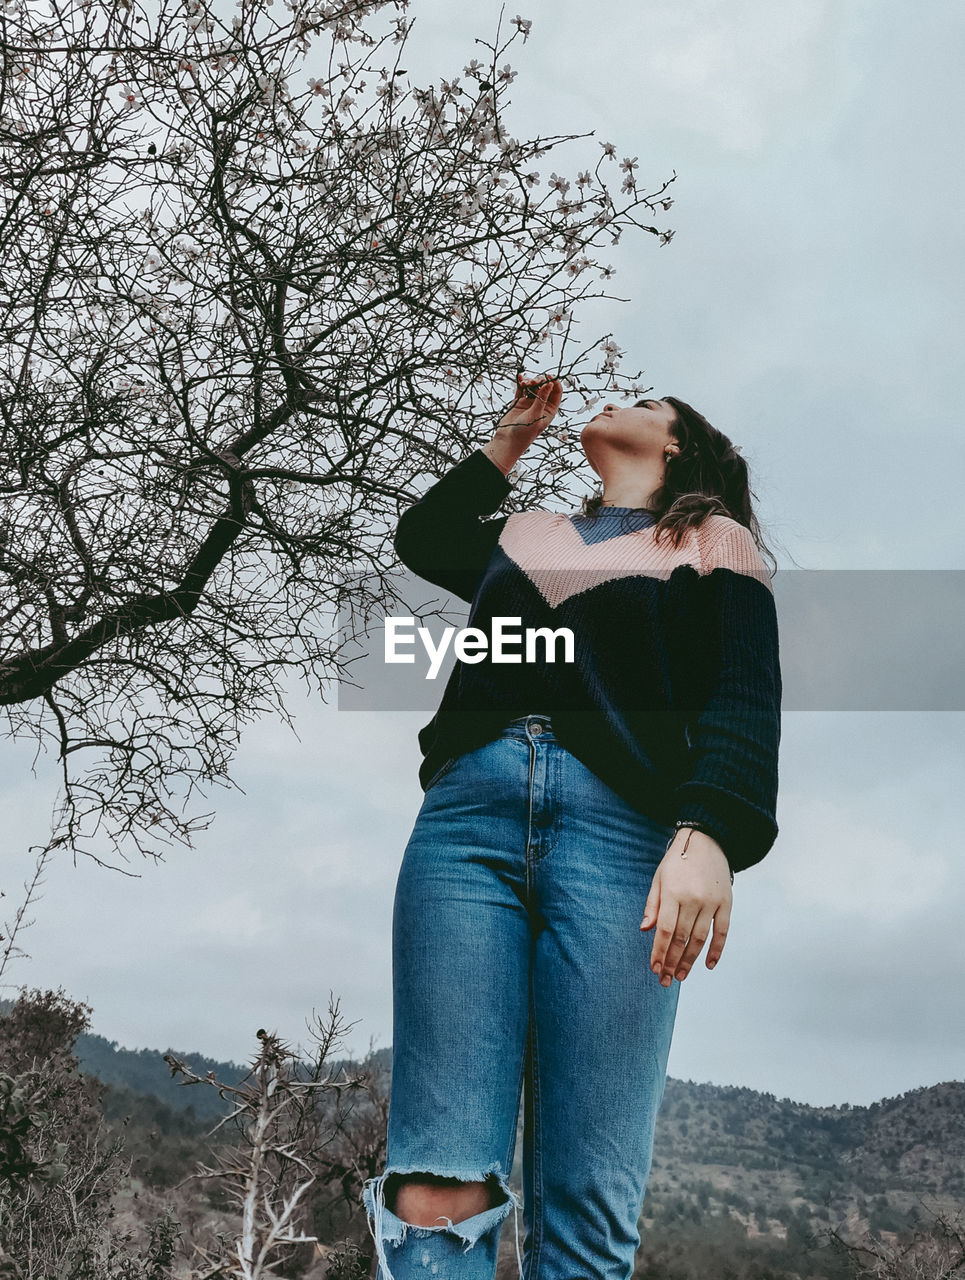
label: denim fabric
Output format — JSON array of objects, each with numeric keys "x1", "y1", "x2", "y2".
[{"x1": 362, "y1": 714, "x2": 681, "y2": 1280}]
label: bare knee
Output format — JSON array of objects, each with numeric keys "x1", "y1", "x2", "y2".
[{"x1": 387, "y1": 1172, "x2": 504, "y2": 1227}]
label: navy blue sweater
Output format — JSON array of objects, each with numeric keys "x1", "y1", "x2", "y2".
[{"x1": 394, "y1": 449, "x2": 781, "y2": 873}]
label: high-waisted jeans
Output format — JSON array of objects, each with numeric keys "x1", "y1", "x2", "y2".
[{"x1": 361, "y1": 714, "x2": 681, "y2": 1280}]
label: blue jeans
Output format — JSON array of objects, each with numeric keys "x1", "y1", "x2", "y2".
[{"x1": 362, "y1": 714, "x2": 681, "y2": 1280}]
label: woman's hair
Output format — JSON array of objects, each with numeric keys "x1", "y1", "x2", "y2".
[{"x1": 580, "y1": 395, "x2": 774, "y2": 569}]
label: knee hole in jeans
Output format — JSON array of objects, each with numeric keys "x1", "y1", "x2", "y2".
[{"x1": 386, "y1": 1171, "x2": 505, "y2": 1227}]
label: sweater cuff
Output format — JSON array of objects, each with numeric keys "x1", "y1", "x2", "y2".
[
  {"x1": 422, "y1": 447, "x2": 512, "y2": 514},
  {"x1": 468, "y1": 447, "x2": 515, "y2": 491},
  {"x1": 666, "y1": 818, "x2": 735, "y2": 884},
  {"x1": 672, "y1": 786, "x2": 778, "y2": 875}
]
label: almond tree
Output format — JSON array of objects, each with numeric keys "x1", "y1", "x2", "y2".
[{"x1": 0, "y1": 0, "x2": 675, "y2": 954}]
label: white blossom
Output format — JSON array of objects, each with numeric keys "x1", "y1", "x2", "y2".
[
  {"x1": 600, "y1": 141, "x2": 616, "y2": 158},
  {"x1": 620, "y1": 155, "x2": 639, "y2": 173},
  {"x1": 498, "y1": 63, "x2": 517, "y2": 84},
  {"x1": 512, "y1": 14, "x2": 532, "y2": 40}
]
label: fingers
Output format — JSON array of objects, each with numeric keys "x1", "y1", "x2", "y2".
[
  {"x1": 704, "y1": 900, "x2": 731, "y2": 970},
  {"x1": 641, "y1": 876, "x2": 660, "y2": 935},
  {"x1": 515, "y1": 373, "x2": 539, "y2": 402},
  {"x1": 536, "y1": 380, "x2": 560, "y2": 420},
  {"x1": 508, "y1": 374, "x2": 563, "y2": 433},
  {"x1": 641, "y1": 877, "x2": 730, "y2": 986},
  {"x1": 642, "y1": 872, "x2": 674, "y2": 984},
  {"x1": 672, "y1": 906, "x2": 717, "y2": 981},
  {"x1": 650, "y1": 899, "x2": 699, "y2": 988},
  {"x1": 517, "y1": 373, "x2": 562, "y2": 406}
]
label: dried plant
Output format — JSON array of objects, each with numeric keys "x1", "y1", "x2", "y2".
[
  {"x1": 828, "y1": 1205, "x2": 965, "y2": 1280},
  {"x1": 165, "y1": 993, "x2": 381, "y2": 1278}
]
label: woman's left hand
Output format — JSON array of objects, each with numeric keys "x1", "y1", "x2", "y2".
[{"x1": 640, "y1": 828, "x2": 732, "y2": 986}]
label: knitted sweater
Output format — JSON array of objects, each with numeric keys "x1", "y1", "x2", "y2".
[{"x1": 394, "y1": 448, "x2": 782, "y2": 873}]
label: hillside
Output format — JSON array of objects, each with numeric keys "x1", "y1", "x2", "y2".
[
  {"x1": 74, "y1": 1026, "x2": 965, "y2": 1231},
  {"x1": 75, "y1": 1028, "x2": 251, "y2": 1124},
  {"x1": 4, "y1": 998, "x2": 963, "y2": 1278},
  {"x1": 642, "y1": 1076, "x2": 965, "y2": 1252}
]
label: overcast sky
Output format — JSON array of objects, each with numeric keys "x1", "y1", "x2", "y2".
[{"x1": 2, "y1": 0, "x2": 963, "y2": 1108}]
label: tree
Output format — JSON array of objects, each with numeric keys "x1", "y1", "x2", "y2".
[{"x1": 0, "y1": 0, "x2": 675, "y2": 952}]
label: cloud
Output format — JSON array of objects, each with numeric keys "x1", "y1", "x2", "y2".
[{"x1": 771, "y1": 795, "x2": 950, "y2": 921}]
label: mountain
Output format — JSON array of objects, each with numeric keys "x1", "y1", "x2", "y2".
[
  {"x1": 6, "y1": 998, "x2": 963, "y2": 1277},
  {"x1": 73, "y1": 1029, "x2": 253, "y2": 1124},
  {"x1": 72, "y1": 1023, "x2": 965, "y2": 1229}
]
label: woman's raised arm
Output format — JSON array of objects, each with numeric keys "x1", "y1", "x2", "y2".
[{"x1": 394, "y1": 376, "x2": 562, "y2": 604}]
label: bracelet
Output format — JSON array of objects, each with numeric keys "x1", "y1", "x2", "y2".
[{"x1": 667, "y1": 822, "x2": 735, "y2": 885}]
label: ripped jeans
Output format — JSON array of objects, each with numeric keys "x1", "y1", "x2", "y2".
[{"x1": 362, "y1": 714, "x2": 681, "y2": 1280}]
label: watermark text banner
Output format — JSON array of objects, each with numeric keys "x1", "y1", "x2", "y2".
[{"x1": 335, "y1": 570, "x2": 965, "y2": 712}]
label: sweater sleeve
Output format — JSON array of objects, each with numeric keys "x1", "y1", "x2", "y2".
[
  {"x1": 672, "y1": 523, "x2": 782, "y2": 874},
  {"x1": 393, "y1": 448, "x2": 512, "y2": 605}
]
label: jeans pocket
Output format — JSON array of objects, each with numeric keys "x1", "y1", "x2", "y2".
[{"x1": 424, "y1": 755, "x2": 459, "y2": 793}]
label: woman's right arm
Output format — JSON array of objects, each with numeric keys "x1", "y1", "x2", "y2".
[
  {"x1": 394, "y1": 377, "x2": 562, "y2": 604},
  {"x1": 393, "y1": 448, "x2": 512, "y2": 604}
]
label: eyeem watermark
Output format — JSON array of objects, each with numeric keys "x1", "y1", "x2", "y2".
[
  {"x1": 385, "y1": 615, "x2": 575, "y2": 680},
  {"x1": 337, "y1": 569, "x2": 965, "y2": 710}
]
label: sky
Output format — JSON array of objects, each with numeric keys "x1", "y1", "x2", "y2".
[{"x1": 2, "y1": 0, "x2": 964, "y2": 1108}]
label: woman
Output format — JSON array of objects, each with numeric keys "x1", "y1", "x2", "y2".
[{"x1": 362, "y1": 374, "x2": 782, "y2": 1280}]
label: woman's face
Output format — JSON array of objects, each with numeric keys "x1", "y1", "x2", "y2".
[{"x1": 580, "y1": 397, "x2": 680, "y2": 472}]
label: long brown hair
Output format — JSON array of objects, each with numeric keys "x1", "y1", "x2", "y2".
[{"x1": 580, "y1": 396, "x2": 774, "y2": 570}]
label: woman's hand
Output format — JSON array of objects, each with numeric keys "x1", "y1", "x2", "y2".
[
  {"x1": 640, "y1": 828, "x2": 733, "y2": 986},
  {"x1": 482, "y1": 375, "x2": 563, "y2": 476},
  {"x1": 498, "y1": 373, "x2": 563, "y2": 435}
]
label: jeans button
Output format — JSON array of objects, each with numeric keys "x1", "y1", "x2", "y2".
[{"x1": 531, "y1": 722, "x2": 543, "y2": 735}]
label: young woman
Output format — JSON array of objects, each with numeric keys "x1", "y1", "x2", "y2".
[{"x1": 362, "y1": 375, "x2": 782, "y2": 1280}]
